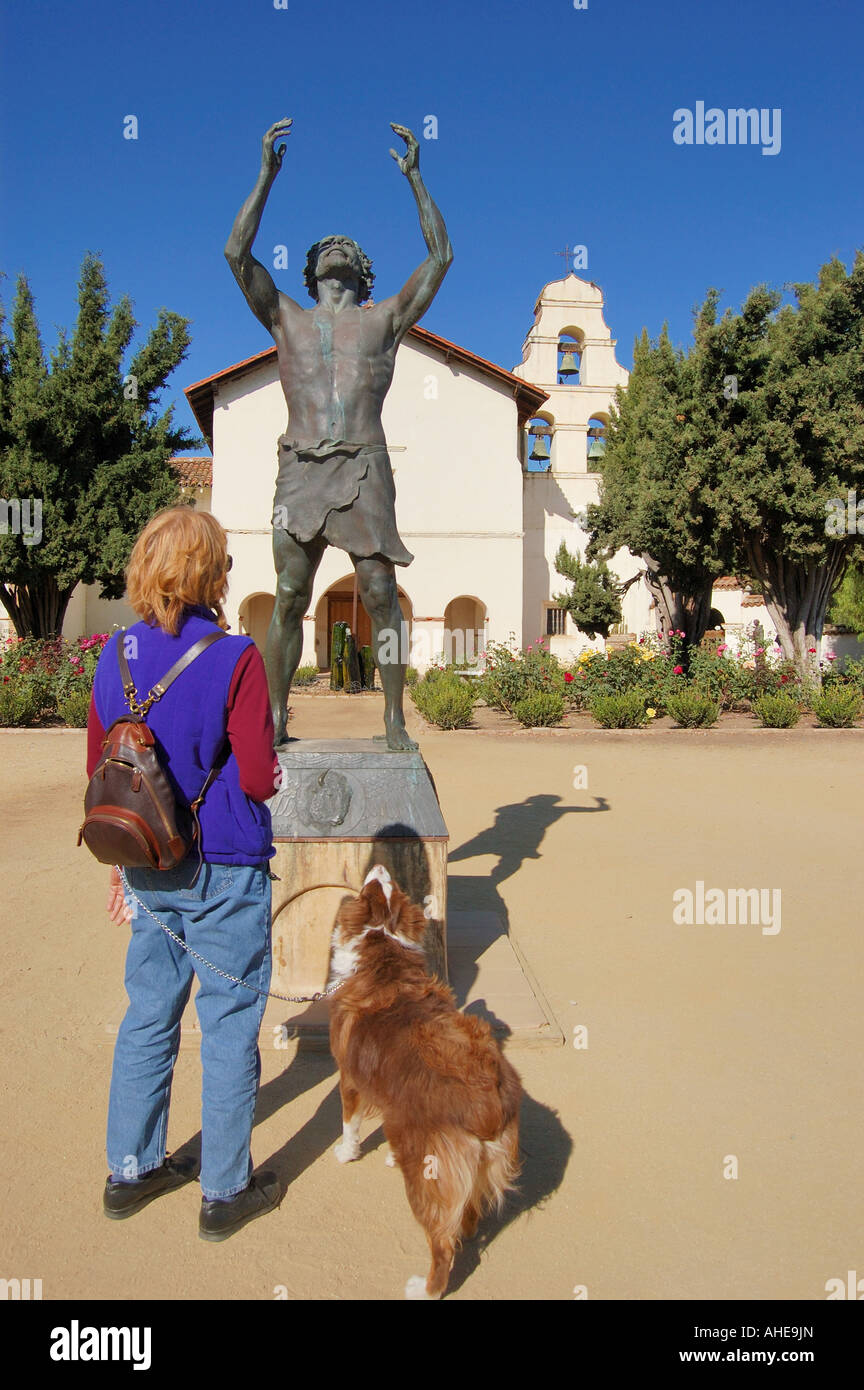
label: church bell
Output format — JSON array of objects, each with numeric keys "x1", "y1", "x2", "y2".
[
  {"x1": 558, "y1": 350, "x2": 580, "y2": 377},
  {"x1": 530, "y1": 435, "x2": 551, "y2": 462},
  {"x1": 587, "y1": 424, "x2": 606, "y2": 459},
  {"x1": 528, "y1": 423, "x2": 551, "y2": 462}
]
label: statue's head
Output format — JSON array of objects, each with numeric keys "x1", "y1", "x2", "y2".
[{"x1": 304, "y1": 235, "x2": 375, "y2": 304}]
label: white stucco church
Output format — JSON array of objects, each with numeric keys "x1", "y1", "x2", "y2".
[{"x1": 59, "y1": 273, "x2": 778, "y2": 665}]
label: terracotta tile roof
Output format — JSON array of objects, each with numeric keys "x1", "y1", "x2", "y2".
[
  {"x1": 742, "y1": 593, "x2": 767, "y2": 607},
  {"x1": 185, "y1": 326, "x2": 549, "y2": 448},
  {"x1": 713, "y1": 576, "x2": 741, "y2": 590},
  {"x1": 170, "y1": 455, "x2": 212, "y2": 488}
]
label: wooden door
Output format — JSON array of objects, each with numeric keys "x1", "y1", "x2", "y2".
[{"x1": 328, "y1": 593, "x2": 372, "y2": 660}]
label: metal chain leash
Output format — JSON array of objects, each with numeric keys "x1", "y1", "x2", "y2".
[{"x1": 118, "y1": 869, "x2": 347, "y2": 1004}]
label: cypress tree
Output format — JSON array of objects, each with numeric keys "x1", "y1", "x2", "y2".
[{"x1": 0, "y1": 254, "x2": 197, "y2": 638}]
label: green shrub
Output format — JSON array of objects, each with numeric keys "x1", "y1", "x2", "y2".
[
  {"x1": 292, "y1": 664, "x2": 319, "y2": 686},
  {"x1": 480, "y1": 640, "x2": 567, "y2": 713},
  {"x1": 811, "y1": 686, "x2": 862, "y2": 727},
  {"x1": 589, "y1": 691, "x2": 649, "y2": 728},
  {"x1": 405, "y1": 666, "x2": 419, "y2": 688},
  {"x1": 840, "y1": 657, "x2": 864, "y2": 696},
  {"x1": 410, "y1": 673, "x2": 475, "y2": 729},
  {"x1": 665, "y1": 690, "x2": 719, "y2": 728},
  {"x1": 512, "y1": 691, "x2": 565, "y2": 727},
  {"x1": 58, "y1": 688, "x2": 92, "y2": 727},
  {"x1": 0, "y1": 678, "x2": 44, "y2": 727},
  {"x1": 567, "y1": 642, "x2": 684, "y2": 713},
  {"x1": 752, "y1": 693, "x2": 801, "y2": 727}
]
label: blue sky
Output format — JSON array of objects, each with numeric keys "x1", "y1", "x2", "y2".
[{"x1": 1, "y1": 0, "x2": 862, "y2": 451}]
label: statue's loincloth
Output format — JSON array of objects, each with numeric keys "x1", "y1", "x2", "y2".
[{"x1": 272, "y1": 437, "x2": 413, "y2": 566}]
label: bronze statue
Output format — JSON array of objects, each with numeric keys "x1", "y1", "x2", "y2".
[{"x1": 225, "y1": 118, "x2": 452, "y2": 750}]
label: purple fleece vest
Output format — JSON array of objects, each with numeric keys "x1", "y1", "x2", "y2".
[{"x1": 92, "y1": 606, "x2": 274, "y2": 867}]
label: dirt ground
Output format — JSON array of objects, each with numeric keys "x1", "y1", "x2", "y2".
[{"x1": 1, "y1": 689, "x2": 862, "y2": 1301}]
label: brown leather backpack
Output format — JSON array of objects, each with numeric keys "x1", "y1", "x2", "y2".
[{"x1": 78, "y1": 629, "x2": 227, "y2": 879}]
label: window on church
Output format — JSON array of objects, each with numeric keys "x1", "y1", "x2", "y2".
[
  {"x1": 546, "y1": 606, "x2": 566, "y2": 636},
  {"x1": 557, "y1": 334, "x2": 581, "y2": 385}
]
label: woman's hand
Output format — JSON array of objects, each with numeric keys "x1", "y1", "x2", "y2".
[{"x1": 107, "y1": 866, "x2": 133, "y2": 925}]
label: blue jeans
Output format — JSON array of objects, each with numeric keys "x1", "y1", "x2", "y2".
[{"x1": 107, "y1": 861, "x2": 272, "y2": 1200}]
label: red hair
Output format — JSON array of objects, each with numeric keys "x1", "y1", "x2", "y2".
[{"x1": 125, "y1": 506, "x2": 230, "y2": 635}]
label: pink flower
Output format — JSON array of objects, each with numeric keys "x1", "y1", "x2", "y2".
[
  {"x1": 717, "y1": 643, "x2": 728, "y2": 653},
  {"x1": 827, "y1": 653, "x2": 836, "y2": 662},
  {"x1": 674, "y1": 665, "x2": 684, "y2": 675},
  {"x1": 564, "y1": 672, "x2": 574, "y2": 683},
  {"x1": 755, "y1": 647, "x2": 765, "y2": 655},
  {"x1": 808, "y1": 647, "x2": 816, "y2": 654}
]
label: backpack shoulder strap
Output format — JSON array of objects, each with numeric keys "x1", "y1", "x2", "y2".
[
  {"x1": 152, "y1": 630, "x2": 228, "y2": 697},
  {"x1": 116, "y1": 629, "x2": 136, "y2": 704},
  {"x1": 117, "y1": 628, "x2": 228, "y2": 714}
]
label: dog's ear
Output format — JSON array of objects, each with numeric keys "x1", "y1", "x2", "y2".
[
  {"x1": 337, "y1": 892, "x2": 374, "y2": 936},
  {"x1": 389, "y1": 886, "x2": 428, "y2": 942}
]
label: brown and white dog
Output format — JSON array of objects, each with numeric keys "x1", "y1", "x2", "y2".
[{"x1": 328, "y1": 865, "x2": 522, "y2": 1300}]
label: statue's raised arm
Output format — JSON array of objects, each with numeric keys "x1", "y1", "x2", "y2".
[
  {"x1": 385, "y1": 123, "x2": 453, "y2": 341},
  {"x1": 224, "y1": 118, "x2": 301, "y2": 335}
]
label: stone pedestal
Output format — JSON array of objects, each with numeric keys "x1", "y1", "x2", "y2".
[{"x1": 267, "y1": 740, "x2": 449, "y2": 1006}]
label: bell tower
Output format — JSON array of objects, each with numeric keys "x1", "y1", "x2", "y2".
[
  {"x1": 512, "y1": 273, "x2": 628, "y2": 473},
  {"x1": 514, "y1": 273, "x2": 650, "y2": 648}
]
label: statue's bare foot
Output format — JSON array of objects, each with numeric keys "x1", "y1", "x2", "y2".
[
  {"x1": 374, "y1": 713, "x2": 418, "y2": 752},
  {"x1": 273, "y1": 709, "x2": 295, "y2": 749}
]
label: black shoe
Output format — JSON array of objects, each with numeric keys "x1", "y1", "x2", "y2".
[
  {"x1": 198, "y1": 1171, "x2": 281, "y2": 1242},
  {"x1": 103, "y1": 1155, "x2": 199, "y2": 1220}
]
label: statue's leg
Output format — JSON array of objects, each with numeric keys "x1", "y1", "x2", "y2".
[
  {"x1": 353, "y1": 555, "x2": 418, "y2": 752},
  {"x1": 267, "y1": 529, "x2": 326, "y2": 747}
]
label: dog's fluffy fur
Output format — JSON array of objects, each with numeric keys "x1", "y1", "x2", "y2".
[{"x1": 328, "y1": 865, "x2": 522, "y2": 1300}]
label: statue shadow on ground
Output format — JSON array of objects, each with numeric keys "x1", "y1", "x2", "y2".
[{"x1": 447, "y1": 793, "x2": 609, "y2": 1006}]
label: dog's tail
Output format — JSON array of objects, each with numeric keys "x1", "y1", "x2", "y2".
[
  {"x1": 476, "y1": 1119, "x2": 521, "y2": 1217},
  {"x1": 415, "y1": 1116, "x2": 520, "y2": 1238},
  {"x1": 400, "y1": 1119, "x2": 521, "y2": 1300}
]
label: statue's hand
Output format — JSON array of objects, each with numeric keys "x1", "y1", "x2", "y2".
[
  {"x1": 389, "y1": 123, "x2": 419, "y2": 177},
  {"x1": 262, "y1": 118, "x2": 293, "y2": 176}
]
